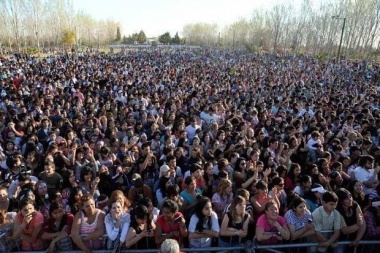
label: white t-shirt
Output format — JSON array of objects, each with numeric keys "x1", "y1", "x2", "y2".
[{"x1": 188, "y1": 211, "x2": 220, "y2": 248}]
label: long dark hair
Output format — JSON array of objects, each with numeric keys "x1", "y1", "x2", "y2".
[
  {"x1": 49, "y1": 201, "x2": 68, "y2": 231},
  {"x1": 130, "y1": 205, "x2": 152, "y2": 230},
  {"x1": 158, "y1": 176, "x2": 171, "y2": 198},
  {"x1": 194, "y1": 197, "x2": 212, "y2": 232}
]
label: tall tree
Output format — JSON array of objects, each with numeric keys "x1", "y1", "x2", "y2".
[
  {"x1": 137, "y1": 30, "x2": 146, "y2": 44},
  {"x1": 159, "y1": 32, "x2": 171, "y2": 44},
  {"x1": 115, "y1": 26, "x2": 121, "y2": 42},
  {"x1": 171, "y1": 32, "x2": 180, "y2": 44}
]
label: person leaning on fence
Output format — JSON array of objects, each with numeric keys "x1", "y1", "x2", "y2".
[
  {"x1": 41, "y1": 201, "x2": 74, "y2": 253},
  {"x1": 335, "y1": 188, "x2": 366, "y2": 253},
  {"x1": 70, "y1": 193, "x2": 105, "y2": 253},
  {"x1": 219, "y1": 195, "x2": 250, "y2": 253},
  {"x1": 188, "y1": 197, "x2": 219, "y2": 252},
  {"x1": 155, "y1": 199, "x2": 188, "y2": 247},
  {"x1": 255, "y1": 200, "x2": 290, "y2": 247},
  {"x1": 12, "y1": 198, "x2": 44, "y2": 251},
  {"x1": 311, "y1": 191, "x2": 341, "y2": 253},
  {"x1": 284, "y1": 196, "x2": 315, "y2": 251},
  {"x1": 104, "y1": 198, "x2": 130, "y2": 251}
]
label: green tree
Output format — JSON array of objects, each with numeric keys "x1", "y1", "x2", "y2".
[
  {"x1": 171, "y1": 32, "x2": 180, "y2": 44},
  {"x1": 137, "y1": 30, "x2": 146, "y2": 44},
  {"x1": 115, "y1": 26, "x2": 121, "y2": 41},
  {"x1": 62, "y1": 29, "x2": 76, "y2": 45},
  {"x1": 159, "y1": 32, "x2": 171, "y2": 44}
]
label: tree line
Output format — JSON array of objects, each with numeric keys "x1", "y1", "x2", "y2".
[{"x1": 0, "y1": 0, "x2": 379, "y2": 60}]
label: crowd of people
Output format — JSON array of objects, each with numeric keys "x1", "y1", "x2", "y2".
[{"x1": 0, "y1": 48, "x2": 379, "y2": 253}]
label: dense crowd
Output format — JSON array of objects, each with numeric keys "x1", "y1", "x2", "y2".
[{"x1": 0, "y1": 48, "x2": 379, "y2": 253}]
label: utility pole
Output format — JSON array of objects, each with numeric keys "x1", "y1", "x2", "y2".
[{"x1": 332, "y1": 15, "x2": 346, "y2": 61}]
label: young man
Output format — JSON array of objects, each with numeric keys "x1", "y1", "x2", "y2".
[{"x1": 312, "y1": 191, "x2": 341, "y2": 253}]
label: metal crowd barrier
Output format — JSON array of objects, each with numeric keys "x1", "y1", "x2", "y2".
[{"x1": 13, "y1": 240, "x2": 380, "y2": 253}]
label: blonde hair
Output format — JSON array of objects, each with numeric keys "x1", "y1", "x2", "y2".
[{"x1": 216, "y1": 179, "x2": 232, "y2": 196}]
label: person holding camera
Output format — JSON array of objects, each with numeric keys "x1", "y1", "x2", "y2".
[
  {"x1": 155, "y1": 199, "x2": 188, "y2": 247},
  {"x1": 125, "y1": 204, "x2": 156, "y2": 249}
]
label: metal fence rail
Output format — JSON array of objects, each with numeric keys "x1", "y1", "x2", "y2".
[{"x1": 13, "y1": 240, "x2": 380, "y2": 253}]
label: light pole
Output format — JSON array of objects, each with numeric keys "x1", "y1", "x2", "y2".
[
  {"x1": 332, "y1": 15, "x2": 346, "y2": 60},
  {"x1": 229, "y1": 29, "x2": 236, "y2": 49}
]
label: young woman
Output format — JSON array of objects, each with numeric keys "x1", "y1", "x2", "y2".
[
  {"x1": 188, "y1": 197, "x2": 220, "y2": 251},
  {"x1": 66, "y1": 187, "x2": 83, "y2": 214},
  {"x1": 284, "y1": 163, "x2": 301, "y2": 194},
  {"x1": 219, "y1": 196, "x2": 250, "y2": 253},
  {"x1": 251, "y1": 181, "x2": 280, "y2": 221},
  {"x1": 12, "y1": 198, "x2": 44, "y2": 251},
  {"x1": 155, "y1": 199, "x2": 188, "y2": 247},
  {"x1": 41, "y1": 201, "x2": 74, "y2": 253},
  {"x1": 78, "y1": 166, "x2": 100, "y2": 200},
  {"x1": 304, "y1": 184, "x2": 325, "y2": 213},
  {"x1": 256, "y1": 201, "x2": 290, "y2": 245},
  {"x1": 211, "y1": 179, "x2": 233, "y2": 221},
  {"x1": 335, "y1": 188, "x2": 366, "y2": 252},
  {"x1": 104, "y1": 198, "x2": 130, "y2": 251},
  {"x1": 363, "y1": 197, "x2": 380, "y2": 239},
  {"x1": 125, "y1": 205, "x2": 156, "y2": 249},
  {"x1": 284, "y1": 197, "x2": 314, "y2": 243},
  {"x1": 70, "y1": 194, "x2": 105, "y2": 253},
  {"x1": 180, "y1": 176, "x2": 202, "y2": 220},
  {"x1": 156, "y1": 176, "x2": 172, "y2": 208},
  {"x1": 347, "y1": 180, "x2": 370, "y2": 210}
]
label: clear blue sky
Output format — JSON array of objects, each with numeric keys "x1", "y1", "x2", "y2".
[{"x1": 73, "y1": 0, "x2": 279, "y2": 37}]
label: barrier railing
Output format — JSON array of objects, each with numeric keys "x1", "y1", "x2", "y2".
[{"x1": 13, "y1": 240, "x2": 380, "y2": 253}]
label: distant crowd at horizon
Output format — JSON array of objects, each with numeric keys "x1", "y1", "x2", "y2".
[{"x1": 0, "y1": 48, "x2": 379, "y2": 253}]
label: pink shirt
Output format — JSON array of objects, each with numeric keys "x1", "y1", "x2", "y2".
[
  {"x1": 256, "y1": 214, "x2": 287, "y2": 244},
  {"x1": 15, "y1": 211, "x2": 44, "y2": 251}
]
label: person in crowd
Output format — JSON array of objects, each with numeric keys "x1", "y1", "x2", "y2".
[
  {"x1": 284, "y1": 163, "x2": 301, "y2": 194},
  {"x1": 155, "y1": 199, "x2": 188, "y2": 247},
  {"x1": 128, "y1": 173, "x2": 153, "y2": 207},
  {"x1": 78, "y1": 166, "x2": 100, "y2": 201},
  {"x1": 0, "y1": 185, "x2": 16, "y2": 212},
  {"x1": 284, "y1": 197, "x2": 315, "y2": 244},
  {"x1": 219, "y1": 196, "x2": 251, "y2": 253},
  {"x1": 71, "y1": 194, "x2": 105, "y2": 253},
  {"x1": 188, "y1": 197, "x2": 219, "y2": 251},
  {"x1": 293, "y1": 175, "x2": 312, "y2": 197},
  {"x1": 157, "y1": 175, "x2": 173, "y2": 207},
  {"x1": 256, "y1": 201, "x2": 290, "y2": 245},
  {"x1": 180, "y1": 176, "x2": 202, "y2": 220},
  {"x1": 104, "y1": 197, "x2": 130, "y2": 251},
  {"x1": 269, "y1": 176, "x2": 287, "y2": 215},
  {"x1": 211, "y1": 178, "x2": 233, "y2": 221},
  {"x1": 251, "y1": 181, "x2": 280, "y2": 220},
  {"x1": 161, "y1": 238, "x2": 180, "y2": 253},
  {"x1": 41, "y1": 201, "x2": 74, "y2": 253},
  {"x1": 312, "y1": 191, "x2": 341, "y2": 253},
  {"x1": 12, "y1": 198, "x2": 44, "y2": 251},
  {"x1": 347, "y1": 180, "x2": 370, "y2": 209},
  {"x1": 304, "y1": 184, "x2": 326, "y2": 213},
  {"x1": 363, "y1": 196, "x2": 380, "y2": 239},
  {"x1": 38, "y1": 161, "x2": 63, "y2": 197},
  {"x1": 66, "y1": 186, "x2": 83, "y2": 214},
  {"x1": 335, "y1": 188, "x2": 366, "y2": 253},
  {"x1": 125, "y1": 204, "x2": 156, "y2": 249}
]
